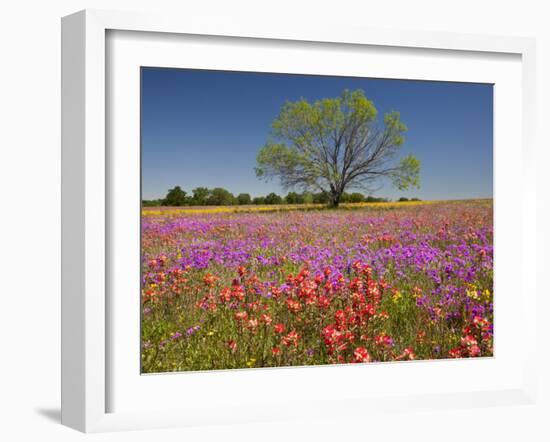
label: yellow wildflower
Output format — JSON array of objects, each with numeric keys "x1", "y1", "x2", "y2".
[{"x1": 392, "y1": 290, "x2": 403, "y2": 304}]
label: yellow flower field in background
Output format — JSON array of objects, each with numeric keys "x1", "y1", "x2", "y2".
[{"x1": 141, "y1": 199, "x2": 491, "y2": 217}]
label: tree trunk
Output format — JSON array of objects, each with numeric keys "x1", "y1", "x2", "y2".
[{"x1": 329, "y1": 188, "x2": 341, "y2": 208}]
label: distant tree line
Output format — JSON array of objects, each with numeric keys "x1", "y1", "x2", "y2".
[{"x1": 142, "y1": 186, "x2": 420, "y2": 207}]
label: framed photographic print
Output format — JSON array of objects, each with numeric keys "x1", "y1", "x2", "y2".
[
  {"x1": 139, "y1": 68, "x2": 493, "y2": 372},
  {"x1": 61, "y1": 9, "x2": 537, "y2": 432}
]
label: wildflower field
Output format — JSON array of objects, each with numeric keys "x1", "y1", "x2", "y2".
[{"x1": 141, "y1": 200, "x2": 493, "y2": 373}]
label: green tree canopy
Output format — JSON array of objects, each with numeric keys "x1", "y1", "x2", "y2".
[
  {"x1": 207, "y1": 187, "x2": 236, "y2": 206},
  {"x1": 285, "y1": 191, "x2": 303, "y2": 204},
  {"x1": 349, "y1": 192, "x2": 365, "y2": 203},
  {"x1": 192, "y1": 187, "x2": 210, "y2": 206},
  {"x1": 313, "y1": 191, "x2": 330, "y2": 204},
  {"x1": 255, "y1": 89, "x2": 420, "y2": 207},
  {"x1": 163, "y1": 186, "x2": 187, "y2": 206},
  {"x1": 302, "y1": 192, "x2": 314, "y2": 204},
  {"x1": 264, "y1": 192, "x2": 283, "y2": 205},
  {"x1": 236, "y1": 193, "x2": 252, "y2": 205}
]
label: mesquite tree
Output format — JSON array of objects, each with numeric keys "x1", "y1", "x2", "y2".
[{"x1": 255, "y1": 89, "x2": 420, "y2": 207}]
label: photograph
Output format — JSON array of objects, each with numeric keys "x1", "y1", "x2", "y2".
[{"x1": 140, "y1": 68, "x2": 494, "y2": 373}]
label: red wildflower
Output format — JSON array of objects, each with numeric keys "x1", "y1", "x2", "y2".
[
  {"x1": 460, "y1": 335, "x2": 478, "y2": 348},
  {"x1": 286, "y1": 298, "x2": 302, "y2": 313},
  {"x1": 282, "y1": 331, "x2": 299, "y2": 347},
  {"x1": 469, "y1": 344, "x2": 481, "y2": 357},
  {"x1": 334, "y1": 310, "x2": 346, "y2": 329},
  {"x1": 366, "y1": 280, "x2": 381, "y2": 304},
  {"x1": 196, "y1": 295, "x2": 217, "y2": 311},
  {"x1": 219, "y1": 287, "x2": 232, "y2": 303},
  {"x1": 260, "y1": 314, "x2": 272, "y2": 325},
  {"x1": 351, "y1": 260, "x2": 363, "y2": 272},
  {"x1": 270, "y1": 286, "x2": 282, "y2": 298},
  {"x1": 375, "y1": 311, "x2": 389, "y2": 321},
  {"x1": 472, "y1": 316, "x2": 490, "y2": 332},
  {"x1": 231, "y1": 285, "x2": 245, "y2": 301},
  {"x1": 359, "y1": 304, "x2": 376, "y2": 318},
  {"x1": 317, "y1": 295, "x2": 331, "y2": 309},
  {"x1": 274, "y1": 323, "x2": 285, "y2": 334},
  {"x1": 449, "y1": 347, "x2": 463, "y2": 358},
  {"x1": 353, "y1": 347, "x2": 371, "y2": 363},
  {"x1": 374, "y1": 333, "x2": 394, "y2": 348},
  {"x1": 227, "y1": 340, "x2": 237, "y2": 353},
  {"x1": 397, "y1": 347, "x2": 416, "y2": 360},
  {"x1": 246, "y1": 318, "x2": 259, "y2": 331},
  {"x1": 350, "y1": 291, "x2": 365, "y2": 307},
  {"x1": 234, "y1": 311, "x2": 248, "y2": 321},
  {"x1": 349, "y1": 278, "x2": 363, "y2": 292},
  {"x1": 203, "y1": 273, "x2": 218, "y2": 287}
]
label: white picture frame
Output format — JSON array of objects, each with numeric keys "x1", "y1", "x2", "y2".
[{"x1": 61, "y1": 9, "x2": 537, "y2": 433}]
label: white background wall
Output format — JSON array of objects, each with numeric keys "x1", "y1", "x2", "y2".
[{"x1": 0, "y1": 1, "x2": 548, "y2": 440}]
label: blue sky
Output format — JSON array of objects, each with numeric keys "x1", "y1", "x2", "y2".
[{"x1": 141, "y1": 68, "x2": 493, "y2": 201}]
